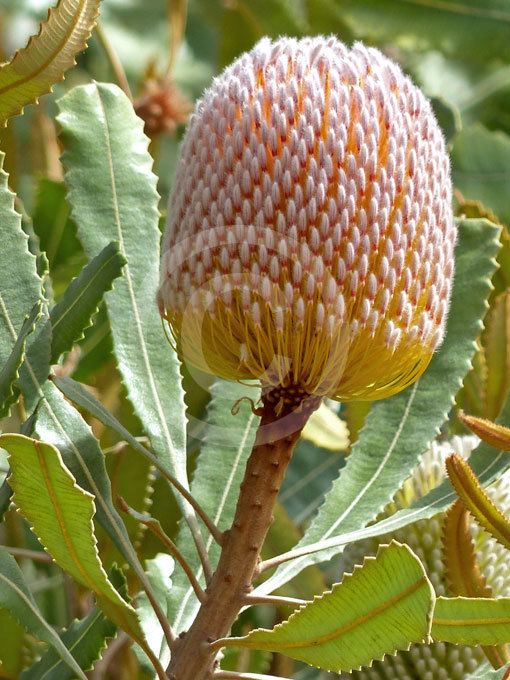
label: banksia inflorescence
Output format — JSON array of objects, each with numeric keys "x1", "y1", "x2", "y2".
[
  {"x1": 158, "y1": 36, "x2": 455, "y2": 403},
  {"x1": 341, "y1": 435, "x2": 510, "y2": 680}
]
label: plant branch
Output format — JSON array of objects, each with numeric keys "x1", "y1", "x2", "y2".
[
  {"x1": 166, "y1": 391, "x2": 320, "y2": 680},
  {"x1": 242, "y1": 594, "x2": 306, "y2": 608},
  {"x1": 4, "y1": 546, "x2": 54, "y2": 564},
  {"x1": 94, "y1": 23, "x2": 132, "y2": 101},
  {"x1": 118, "y1": 497, "x2": 206, "y2": 602},
  {"x1": 214, "y1": 673, "x2": 289, "y2": 680}
]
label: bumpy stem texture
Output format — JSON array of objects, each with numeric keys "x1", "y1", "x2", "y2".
[{"x1": 166, "y1": 392, "x2": 318, "y2": 679}]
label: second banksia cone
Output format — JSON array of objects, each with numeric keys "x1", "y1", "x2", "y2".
[{"x1": 158, "y1": 37, "x2": 455, "y2": 403}]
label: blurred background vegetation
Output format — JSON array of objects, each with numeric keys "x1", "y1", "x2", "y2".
[{"x1": 1, "y1": 1, "x2": 510, "y2": 678}]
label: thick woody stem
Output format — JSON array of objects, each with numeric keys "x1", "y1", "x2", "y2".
[{"x1": 166, "y1": 390, "x2": 319, "y2": 680}]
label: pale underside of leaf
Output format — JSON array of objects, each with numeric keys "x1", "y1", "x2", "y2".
[
  {"x1": 432, "y1": 597, "x2": 510, "y2": 646},
  {"x1": 226, "y1": 543, "x2": 435, "y2": 673},
  {"x1": 0, "y1": 0, "x2": 101, "y2": 125},
  {"x1": 2, "y1": 433, "x2": 145, "y2": 647}
]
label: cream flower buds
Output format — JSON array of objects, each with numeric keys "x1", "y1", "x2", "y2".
[{"x1": 158, "y1": 36, "x2": 455, "y2": 401}]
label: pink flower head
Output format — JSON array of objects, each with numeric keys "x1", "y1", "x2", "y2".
[{"x1": 158, "y1": 37, "x2": 455, "y2": 402}]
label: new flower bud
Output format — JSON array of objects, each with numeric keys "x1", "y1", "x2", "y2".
[{"x1": 158, "y1": 36, "x2": 455, "y2": 401}]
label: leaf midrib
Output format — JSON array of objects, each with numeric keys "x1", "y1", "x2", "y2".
[
  {"x1": 0, "y1": 0, "x2": 87, "y2": 96},
  {"x1": 244, "y1": 576, "x2": 427, "y2": 651},
  {"x1": 94, "y1": 87, "x2": 186, "y2": 495}
]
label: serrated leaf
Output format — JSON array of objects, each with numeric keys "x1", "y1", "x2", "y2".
[
  {"x1": 57, "y1": 82, "x2": 189, "y2": 511},
  {"x1": 225, "y1": 543, "x2": 434, "y2": 673},
  {"x1": 0, "y1": 302, "x2": 40, "y2": 419},
  {"x1": 21, "y1": 565, "x2": 125, "y2": 680},
  {"x1": 0, "y1": 151, "x2": 46, "y2": 409},
  {"x1": 165, "y1": 380, "x2": 259, "y2": 646},
  {"x1": 446, "y1": 453, "x2": 510, "y2": 552},
  {"x1": 443, "y1": 500, "x2": 492, "y2": 598},
  {"x1": 301, "y1": 402, "x2": 349, "y2": 451},
  {"x1": 2, "y1": 433, "x2": 146, "y2": 646},
  {"x1": 443, "y1": 500, "x2": 509, "y2": 668},
  {"x1": 432, "y1": 597, "x2": 510, "y2": 646},
  {"x1": 0, "y1": 546, "x2": 87, "y2": 679},
  {"x1": 484, "y1": 291, "x2": 510, "y2": 419},
  {"x1": 26, "y1": 385, "x2": 170, "y2": 677},
  {"x1": 0, "y1": 0, "x2": 101, "y2": 125},
  {"x1": 461, "y1": 412, "x2": 510, "y2": 452},
  {"x1": 254, "y1": 219, "x2": 500, "y2": 596},
  {"x1": 49, "y1": 240, "x2": 125, "y2": 363}
]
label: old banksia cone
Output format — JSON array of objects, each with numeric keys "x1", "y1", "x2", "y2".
[{"x1": 158, "y1": 37, "x2": 455, "y2": 402}]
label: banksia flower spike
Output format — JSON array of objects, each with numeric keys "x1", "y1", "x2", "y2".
[{"x1": 158, "y1": 36, "x2": 455, "y2": 404}]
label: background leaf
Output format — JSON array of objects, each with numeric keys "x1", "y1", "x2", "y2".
[
  {"x1": 0, "y1": 546, "x2": 87, "y2": 679},
  {"x1": 21, "y1": 566, "x2": 126, "y2": 680},
  {"x1": 0, "y1": 302, "x2": 40, "y2": 419}
]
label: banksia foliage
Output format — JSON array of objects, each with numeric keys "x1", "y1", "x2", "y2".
[
  {"x1": 158, "y1": 36, "x2": 455, "y2": 401},
  {"x1": 341, "y1": 436, "x2": 510, "y2": 680}
]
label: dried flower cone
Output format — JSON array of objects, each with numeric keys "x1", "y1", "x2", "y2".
[
  {"x1": 158, "y1": 37, "x2": 455, "y2": 401},
  {"x1": 341, "y1": 436, "x2": 510, "y2": 680}
]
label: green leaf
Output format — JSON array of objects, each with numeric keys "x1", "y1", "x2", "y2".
[
  {"x1": 135, "y1": 554, "x2": 175, "y2": 669},
  {"x1": 32, "y1": 178, "x2": 82, "y2": 272},
  {"x1": 0, "y1": 546, "x2": 87, "y2": 679},
  {"x1": 166, "y1": 380, "x2": 259, "y2": 643},
  {"x1": 2, "y1": 433, "x2": 147, "y2": 646},
  {"x1": 452, "y1": 125, "x2": 510, "y2": 226},
  {"x1": 0, "y1": 0, "x2": 101, "y2": 125},
  {"x1": 225, "y1": 543, "x2": 434, "y2": 673},
  {"x1": 57, "y1": 82, "x2": 189, "y2": 509},
  {"x1": 320, "y1": 0, "x2": 510, "y2": 64},
  {"x1": 0, "y1": 151, "x2": 46, "y2": 409},
  {"x1": 432, "y1": 597, "x2": 510, "y2": 646},
  {"x1": 49, "y1": 240, "x2": 125, "y2": 363},
  {"x1": 255, "y1": 219, "x2": 500, "y2": 596},
  {"x1": 21, "y1": 566, "x2": 126, "y2": 680},
  {"x1": 0, "y1": 609, "x2": 27, "y2": 679},
  {"x1": 0, "y1": 302, "x2": 40, "y2": 419}
]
